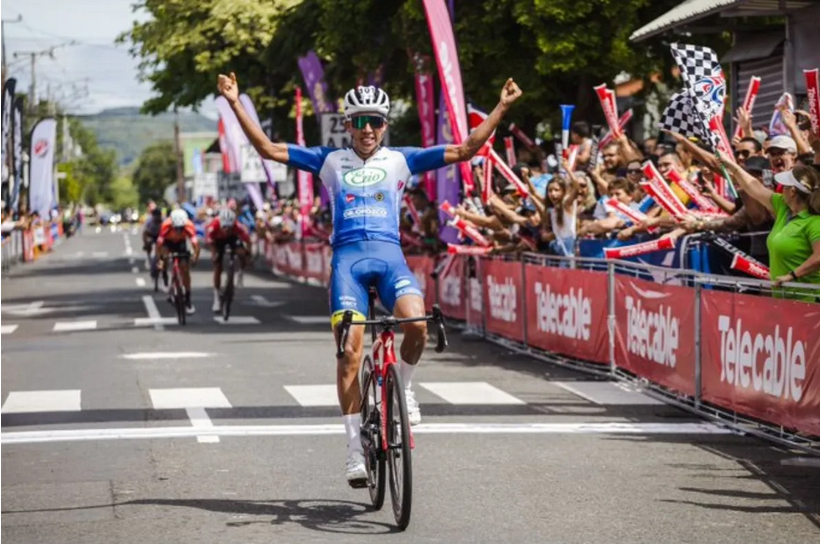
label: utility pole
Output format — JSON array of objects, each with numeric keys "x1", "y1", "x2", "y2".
[
  {"x1": 173, "y1": 111, "x2": 185, "y2": 203},
  {"x1": 13, "y1": 43, "x2": 75, "y2": 114},
  {"x1": 1, "y1": 15, "x2": 23, "y2": 83}
]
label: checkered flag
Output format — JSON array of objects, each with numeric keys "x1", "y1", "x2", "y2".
[
  {"x1": 670, "y1": 42, "x2": 728, "y2": 152},
  {"x1": 659, "y1": 90, "x2": 706, "y2": 142}
]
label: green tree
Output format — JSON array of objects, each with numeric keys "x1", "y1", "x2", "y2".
[
  {"x1": 121, "y1": 0, "x2": 730, "y2": 143},
  {"x1": 109, "y1": 172, "x2": 140, "y2": 211},
  {"x1": 131, "y1": 141, "x2": 177, "y2": 205}
]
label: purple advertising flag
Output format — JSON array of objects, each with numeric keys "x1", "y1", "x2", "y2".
[
  {"x1": 297, "y1": 51, "x2": 334, "y2": 114},
  {"x1": 437, "y1": 91, "x2": 460, "y2": 244}
]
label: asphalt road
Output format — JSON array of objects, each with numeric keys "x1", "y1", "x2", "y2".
[{"x1": 2, "y1": 228, "x2": 819, "y2": 543}]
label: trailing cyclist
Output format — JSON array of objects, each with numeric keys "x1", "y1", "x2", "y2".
[
  {"x1": 218, "y1": 71, "x2": 521, "y2": 486},
  {"x1": 142, "y1": 205, "x2": 163, "y2": 272},
  {"x1": 157, "y1": 208, "x2": 201, "y2": 315},
  {"x1": 206, "y1": 207, "x2": 251, "y2": 313}
]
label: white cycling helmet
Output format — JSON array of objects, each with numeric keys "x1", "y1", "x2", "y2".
[
  {"x1": 218, "y1": 208, "x2": 236, "y2": 226},
  {"x1": 170, "y1": 208, "x2": 187, "y2": 228},
  {"x1": 343, "y1": 85, "x2": 390, "y2": 119}
]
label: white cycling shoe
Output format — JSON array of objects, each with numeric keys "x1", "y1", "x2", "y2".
[
  {"x1": 346, "y1": 450, "x2": 367, "y2": 489},
  {"x1": 405, "y1": 388, "x2": 421, "y2": 425},
  {"x1": 186, "y1": 303, "x2": 196, "y2": 315},
  {"x1": 212, "y1": 296, "x2": 221, "y2": 313}
]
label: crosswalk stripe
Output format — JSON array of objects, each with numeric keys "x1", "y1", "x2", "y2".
[
  {"x1": 552, "y1": 381, "x2": 665, "y2": 406},
  {"x1": 213, "y1": 316, "x2": 260, "y2": 325},
  {"x1": 284, "y1": 384, "x2": 339, "y2": 406},
  {"x1": 2, "y1": 390, "x2": 82, "y2": 413},
  {"x1": 286, "y1": 315, "x2": 328, "y2": 325},
  {"x1": 53, "y1": 320, "x2": 97, "y2": 332},
  {"x1": 1, "y1": 325, "x2": 19, "y2": 335},
  {"x1": 419, "y1": 382, "x2": 526, "y2": 405},
  {"x1": 148, "y1": 388, "x2": 231, "y2": 409}
]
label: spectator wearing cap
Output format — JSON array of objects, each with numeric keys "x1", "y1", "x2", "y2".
[
  {"x1": 767, "y1": 135, "x2": 797, "y2": 175},
  {"x1": 722, "y1": 154, "x2": 820, "y2": 297}
]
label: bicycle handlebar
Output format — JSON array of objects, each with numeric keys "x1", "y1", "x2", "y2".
[{"x1": 335, "y1": 304, "x2": 448, "y2": 359}]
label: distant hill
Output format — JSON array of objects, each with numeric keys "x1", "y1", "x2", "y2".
[{"x1": 77, "y1": 107, "x2": 216, "y2": 166}]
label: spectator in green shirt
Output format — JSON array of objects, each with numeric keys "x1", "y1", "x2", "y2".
[{"x1": 720, "y1": 156, "x2": 820, "y2": 296}]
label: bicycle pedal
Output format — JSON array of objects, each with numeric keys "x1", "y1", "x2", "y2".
[{"x1": 347, "y1": 477, "x2": 368, "y2": 489}]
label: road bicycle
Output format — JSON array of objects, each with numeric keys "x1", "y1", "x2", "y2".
[
  {"x1": 219, "y1": 249, "x2": 238, "y2": 321},
  {"x1": 168, "y1": 252, "x2": 189, "y2": 325},
  {"x1": 335, "y1": 288, "x2": 447, "y2": 530}
]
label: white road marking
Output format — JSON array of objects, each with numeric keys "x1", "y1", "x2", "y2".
[
  {"x1": 136, "y1": 278, "x2": 146, "y2": 287},
  {"x1": 213, "y1": 316, "x2": 260, "y2": 325},
  {"x1": 53, "y1": 320, "x2": 97, "y2": 332},
  {"x1": 92, "y1": 251, "x2": 109, "y2": 258},
  {"x1": 95, "y1": 226, "x2": 102, "y2": 233},
  {"x1": 131, "y1": 266, "x2": 139, "y2": 274},
  {"x1": 552, "y1": 381, "x2": 664, "y2": 406},
  {"x1": 1, "y1": 325, "x2": 19, "y2": 335},
  {"x1": 2, "y1": 301, "x2": 45, "y2": 316},
  {"x1": 122, "y1": 352, "x2": 213, "y2": 360},
  {"x1": 0, "y1": 422, "x2": 730, "y2": 445},
  {"x1": 284, "y1": 385, "x2": 339, "y2": 406},
  {"x1": 141, "y1": 295, "x2": 164, "y2": 331},
  {"x1": 250, "y1": 295, "x2": 285, "y2": 308},
  {"x1": 286, "y1": 315, "x2": 329, "y2": 325},
  {"x1": 420, "y1": 382, "x2": 526, "y2": 405},
  {"x1": 2, "y1": 390, "x2": 82, "y2": 413},
  {"x1": 781, "y1": 457, "x2": 820, "y2": 468},
  {"x1": 133, "y1": 317, "x2": 177, "y2": 327},
  {"x1": 149, "y1": 387, "x2": 231, "y2": 443}
]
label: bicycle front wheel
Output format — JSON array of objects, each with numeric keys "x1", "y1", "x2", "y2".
[
  {"x1": 174, "y1": 278, "x2": 186, "y2": 325},
  {"x1": 222, "y1": 258, "x2": 235, "y2": 321},
  {"x1": 385, "y1": 364, "x2": 412, "y2": 530},
  {"x1": 360, "y1": 358, "x2": 385, "y2": 510}
]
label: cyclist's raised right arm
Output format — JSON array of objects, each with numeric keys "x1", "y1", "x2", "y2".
[{"x1": 229, "y1": 100, "x2": 289, "y2": 164}]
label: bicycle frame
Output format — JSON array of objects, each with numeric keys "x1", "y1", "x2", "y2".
[{"x1": 368, "y1": 328, "x2": 415, "y2": 452}]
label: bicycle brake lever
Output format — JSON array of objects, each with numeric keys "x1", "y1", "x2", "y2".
[{"x1": 432, "y1": 305, "x2": 448, "y2": 353}]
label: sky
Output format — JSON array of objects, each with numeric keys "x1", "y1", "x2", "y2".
[{"x1": 2, "y1": 0, "x2": 218, "y2": 118}]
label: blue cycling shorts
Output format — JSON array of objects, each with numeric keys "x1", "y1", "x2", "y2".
[{"x1": 329, "y1": 240, "x2": 423, "y2": 327}]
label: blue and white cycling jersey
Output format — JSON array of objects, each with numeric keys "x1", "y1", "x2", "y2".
[
  {"x1": 286, "y1": 145, "x2": 447, "y2": 248},
  {"x1": 287, "y1": 144, "x2": 448, "y2": 323}
]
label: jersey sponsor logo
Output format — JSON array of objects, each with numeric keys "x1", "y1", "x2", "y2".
[
  {"x1": 394, "y1": 278, "x2": 412, "y2": 289},
  {"x1": 342, "y1": 206, "x2": 388, "y2": 219},
  {"x1": 398, "y1": 180, "x2": 405, "y2": 190},
  {"x1": 345, "y1": 193, "x2": 356, "y2": 203},
  {"x1": 343, "y1": 167, "x2": 387, "y2": 187},
  {"x1": 375, "y1": 192, "x2": 385, "y2": 201}
]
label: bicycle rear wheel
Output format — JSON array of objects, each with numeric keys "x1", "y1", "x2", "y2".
[
  {"x1": 174, "y1": 275, "x2": 186, "y2": 325},
  {"x1": 360, "y1": 357, "x2": 385, "y2": 510},
  {"x1": 222, "y1": 256, "x2": 235, "y2": 321},
  {"x1": 385, "y1": 364, "x2": 412, "y2": 530}
]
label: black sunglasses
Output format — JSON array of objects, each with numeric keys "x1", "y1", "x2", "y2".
[
  {"x1": 627, "y1": 168, "x2": 643, "y2": 175},
  {"x1": 736, "y1": 149, "x2": 751, "y2": 159},
  {"x1": 351, "y1": 115, "x2": 386, "y2": 129}
]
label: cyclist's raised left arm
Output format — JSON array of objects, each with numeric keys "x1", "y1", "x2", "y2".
[{"x1": 443, "y1": 78, "x2": 522, "y2": 164}]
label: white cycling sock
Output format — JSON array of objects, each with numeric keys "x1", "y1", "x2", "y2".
[
  {"x1": 343, "y1": 414, "x2": 362, "y2": 454},
  {"x1": 400, "y1": 360, "x2": 417, "y2": 389}
]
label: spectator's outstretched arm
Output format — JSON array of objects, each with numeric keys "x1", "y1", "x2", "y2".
[
  {"x1": 663, "y1": 130, "x2": 720, "y2": 171},
  {"x1": 700, "y1": 177, "x2": 737, "y2": 214},
  {"x1": 719, "y1": 151, "x2": 774, "y2": 214},
  {"x1": 616, "y1": 133, "x2": 643, "y2": 163},
  {"x1": 444, "y1": 79, "x2": 522, "y2": 164},
  {"x1": 489, "y1": 195, "x2": 530, "y2": 225},
  {"x1": 684, "y1": 207, "x2": 749, "y2": 233},
  {"x1": 779, "y1": 106, "x2": 812, "y2": 155},
  {"x1": 455, "y1": 206, "x2": 504, "y2": 230},
  {"x1": 579, "y1": 215, "x2": 625, "y2": 236}
]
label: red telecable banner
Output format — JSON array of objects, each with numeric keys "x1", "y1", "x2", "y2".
[
  {"x1": 525, "y1": 265, "x2": 609, "y2": 363},
  {"x1": 614, "y1": 276, "x2": 697, "y2": 396},
  {"x1": 700, "y1": 290, "x2": 820, "y2": 436},
  {"x1": 482, "y1": 258, "x2": 524, "y2": 342},
  {"x1": 406, "y1": 254, "x2": 436, "y2": 313}
]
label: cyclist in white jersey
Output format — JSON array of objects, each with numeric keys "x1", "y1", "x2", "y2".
[{"x1": 217, "y1": 71, "x2": 521, "y2": 486}]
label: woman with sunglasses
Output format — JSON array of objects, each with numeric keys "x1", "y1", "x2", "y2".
[{"x1": 218, "y1": 71, "x2": 522, "y2": 487}]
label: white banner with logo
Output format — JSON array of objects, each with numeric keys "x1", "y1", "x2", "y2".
[{"x1": 29, "y1": 118, "x2": 57, "y2": 217}]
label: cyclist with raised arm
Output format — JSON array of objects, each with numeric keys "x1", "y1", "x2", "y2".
[
  {"x1": 217, "y1": 71, "x2": 522, "y2": 487},
  {"x1": 157, "y1": 208, "x2": 201, "y2": 314},
  {"x1": 207, "y1": 207, "x2": 252, "y2": 312}
]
